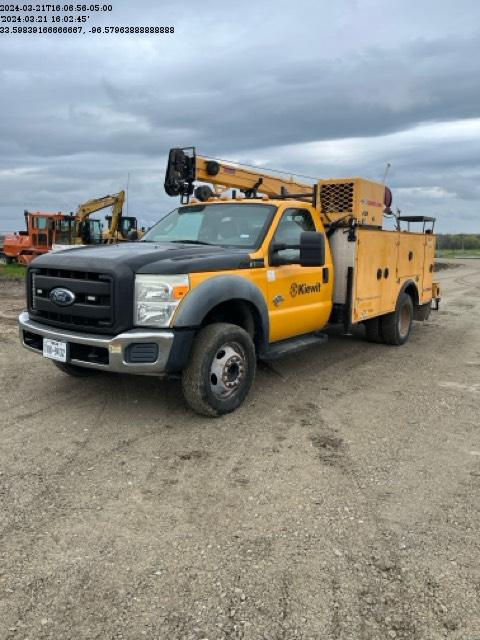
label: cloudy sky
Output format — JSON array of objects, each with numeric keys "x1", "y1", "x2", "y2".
[{"x1": 1, "y1": 0, "x2": 479, "y2": 232}]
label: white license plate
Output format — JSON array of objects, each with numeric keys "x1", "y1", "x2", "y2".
[{"x1": 43, "y1": 338, "x2": 67, "y2": 362}]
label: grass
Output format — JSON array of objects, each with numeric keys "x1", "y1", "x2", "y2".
[
  {"x1": 436, "y1": 249, "x2": 480, "y2": 259},
  {"x1": 0, "y1": 263, "x2": 27, "y2": 279}
]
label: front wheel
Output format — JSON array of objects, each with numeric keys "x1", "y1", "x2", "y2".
[
  {"x1": 381, "y1": 292, "x2": 413, "y2": 346},
  {"x1": 182, "y1": 322, "x2": 256, "y2": 417}
]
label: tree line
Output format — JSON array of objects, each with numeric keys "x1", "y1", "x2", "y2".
[{"x1": 436, "y1": 234, "x2": 480, "y2": 250}]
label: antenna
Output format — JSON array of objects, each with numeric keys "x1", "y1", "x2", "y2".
[
  {"x1": 126, "y1": 172, "x2": 130, "y2": 216},
  {"x1": 382, "y1": 162, "x2": 391, "y2": 184}
]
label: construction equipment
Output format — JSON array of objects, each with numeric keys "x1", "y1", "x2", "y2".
[
  {"x1": 0, "y1": 211, "x2": 76, "y2": 265},
  {"x1": 74, "y1": 191, "x2": 125, "y2": 244},
  {"x1": 1, "y1": 191, "x2": 134, "y2": 264},
  {"x1": 72, "y1": 191, "x2": 143, "y2": 243},
  {"x1": 52, "y1": 191, "x2": 142, "y2": 251},
  {"x1": 19, "y1": 145, "x2": 441, "y2": 418},
  {"x1": 105, "y1": 214, "x2": 144, "y2": 241}
]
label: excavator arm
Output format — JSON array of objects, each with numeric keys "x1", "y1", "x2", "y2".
[{"x1": 164, "y1": 147, "x2": 313, "y2": 203}]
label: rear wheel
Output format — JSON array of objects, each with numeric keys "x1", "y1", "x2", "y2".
[
  {"x1": 182, "y1": 322, "x2": 256, "y2": 417},
  {"x1": 381, "y1": 292, "x2": 413, "y2": 346},
  {"x1": 53, "y1": 361, "x2": 100, "y2": 377},
  {"x1": 0, "y1": 253, "x2": 10, "y2": 265}
]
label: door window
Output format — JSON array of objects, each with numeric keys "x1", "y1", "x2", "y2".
[
  {"x1": 34, "y1": 217, "x2": 47, "y2": 230},
  {"x1": 271, "y1": 208, "x2": 315, "y2": 262}
]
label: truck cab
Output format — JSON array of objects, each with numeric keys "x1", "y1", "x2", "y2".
[{"x1": 140, "y1": 198, "x2": 334, "y2": 343}]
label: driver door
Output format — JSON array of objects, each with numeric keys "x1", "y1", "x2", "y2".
[{"x1": 267, "y1": 207, "x2": 331, "y2": 342}]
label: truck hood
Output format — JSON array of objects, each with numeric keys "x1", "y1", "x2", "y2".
[{"x1": 30, "y1": 241, "x2": 263, "y2": 274}]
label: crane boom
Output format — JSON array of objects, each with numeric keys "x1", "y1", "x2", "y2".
[{"x1": 164, "y1": 148, "x2": 313, "y2": 202}]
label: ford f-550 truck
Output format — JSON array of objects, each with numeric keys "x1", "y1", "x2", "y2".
[{"x1": 18, "y1": 147, "x2": 441, "y2": 416}]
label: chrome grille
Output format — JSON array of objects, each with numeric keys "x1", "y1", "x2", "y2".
[{"x1": 29, "y1": 268, "x2": 113, "y2": 330}]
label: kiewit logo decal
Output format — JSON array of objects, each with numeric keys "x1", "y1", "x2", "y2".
[{"x1": 290, "y1": 282, "x2": 321, "y2": 297}]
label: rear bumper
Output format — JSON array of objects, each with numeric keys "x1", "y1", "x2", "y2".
[{"x1": 18, "y1": 311, "x2": 177, "y2": 375}]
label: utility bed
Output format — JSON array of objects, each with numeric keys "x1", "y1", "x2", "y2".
[{"x1": 330, "y1": 227, "x2": 438, "y2": 324}]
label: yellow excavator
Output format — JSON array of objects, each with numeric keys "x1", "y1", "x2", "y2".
[
  {"x1": 75, "y1": 190, "x2": 128, "y2": 244},
  {"x1": 50, "y1": 191, "x2": 143, "y2": 253},
  {"x1": 76, "y1": 190, "x2": 144, "y2": 241}
]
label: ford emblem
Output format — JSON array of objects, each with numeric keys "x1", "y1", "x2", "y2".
[{"x1": 49, "y1": 287, "x2": 76, "y2": 306}]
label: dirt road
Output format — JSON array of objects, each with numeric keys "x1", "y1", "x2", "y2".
[{"x1": 1, "y1": 262, "x2": 479, "y2": 640}]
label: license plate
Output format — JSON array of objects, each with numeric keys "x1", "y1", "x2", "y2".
[{"x1": 43, "y1": 338, "x2": 67, "y2": 362}]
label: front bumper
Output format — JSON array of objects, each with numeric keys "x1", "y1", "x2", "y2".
[{"x1": 18, "y1": 311, "x2": 175, "y2": 375}]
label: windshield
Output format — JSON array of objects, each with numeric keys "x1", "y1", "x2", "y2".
[{"x1": 142, "y1": 203, "x2": 276, "y2": 248}]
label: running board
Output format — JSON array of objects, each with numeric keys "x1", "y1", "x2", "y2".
[{"x1": 260, "y1": 332, "x2": 328, "y2": 361}]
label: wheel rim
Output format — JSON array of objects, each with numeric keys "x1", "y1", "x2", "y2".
[
  {"x1": 398, "y1": 302, "x2": 411, "y2": 338},
  {"x1": 209, "y1": 341, "x2": 247, "y2": 400},
  {"x1": 0, "y1": 255, "x2": 6, "y2": 265}
]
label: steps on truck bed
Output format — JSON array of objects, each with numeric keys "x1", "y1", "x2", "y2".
[{"x1": 260, "y1": 332, "x2": 328, "y2": 361}]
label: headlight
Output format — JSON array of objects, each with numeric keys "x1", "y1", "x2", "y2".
[{"x1": 134, "y1": 274, "x2": 189, "y2": 328}]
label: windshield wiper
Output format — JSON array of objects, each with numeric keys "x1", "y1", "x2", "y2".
[{"x1": 169, "y1": 239, "x2": 214, "y2": 245}]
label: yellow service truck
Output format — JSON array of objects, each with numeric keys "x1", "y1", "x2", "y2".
[{"x1": 19, "y1": 147, "x2": 441, "y2": 416}]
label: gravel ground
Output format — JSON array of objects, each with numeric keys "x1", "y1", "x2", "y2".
[{"x1": 0, "y1": 261, "x2": 479, "y2": 640}]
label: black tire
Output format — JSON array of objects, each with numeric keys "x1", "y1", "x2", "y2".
[
  {"x1": 0, "y1": 253, "x2": 10, "y2": 266},
  {"x1": 182, "y1": 322, "x2": 256, "y2": 417},
  {"x1": 53, "y1": 361, "x2": 100, "y2": 377},
  {"x1": 381, "y1": 292, "x2": 414, "y2": 346},
  {"x1": 364, "y1": 317, "x2": 383, "y2": 343}
]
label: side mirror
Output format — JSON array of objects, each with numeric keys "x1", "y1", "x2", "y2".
[
  {"x1": 299, "y1": 231, "x2": 325, "y2": 267},
  {"x1": 269, "y1": 241, "x2": 295, "y2": 266}
]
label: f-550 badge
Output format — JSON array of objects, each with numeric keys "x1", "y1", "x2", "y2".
[{"x1": 290, "y1": 282, "x2": 321, "y2": 297}]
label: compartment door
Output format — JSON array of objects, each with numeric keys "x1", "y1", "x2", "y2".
[
  {"x1": 421, "y1": 235, "x2": 435, "y2": 303},
  {"x1": 354, "y1": 230, "x2": 398, "y2": 322}
]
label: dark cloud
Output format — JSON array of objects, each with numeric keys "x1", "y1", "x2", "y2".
[{"x1": 0, "y1": 0, "x2": 480, "y2": 232}]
